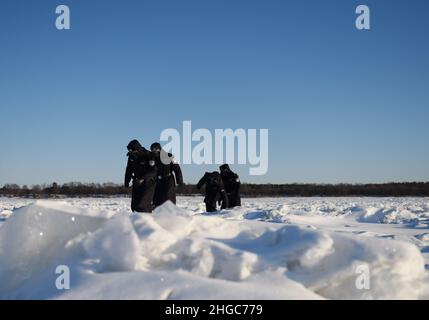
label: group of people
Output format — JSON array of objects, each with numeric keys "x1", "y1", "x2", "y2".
[
  {"x1": 124, "y1": 139, "x2": 241, "y2": 213},
  {"x1": 196, "y1": 164, "x2": 241, "y2": 212}
]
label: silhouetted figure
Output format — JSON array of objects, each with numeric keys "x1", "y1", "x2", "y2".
[
  {"x1": 219, "y1": 164, "x2": 241, "y2": 208},
  {"x1": 151, "y1": 142, "x2": 184, "y2": 207},
  {"x1": 124, "y1": 140, "x2": 157, "y2": 213},
  {"x1": 197, "y1": 172, "x2": 229, "y2": 212}
]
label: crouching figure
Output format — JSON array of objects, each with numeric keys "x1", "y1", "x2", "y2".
[
  {"x1": 219, "y1": 164, "x2": 241, "y2": 208},
  {"x1": 197, "y1": 172, "x2": 229, "y2": 212}
]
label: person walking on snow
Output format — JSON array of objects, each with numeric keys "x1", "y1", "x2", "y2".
[
  {"x1": 151, "y1": 142, "x2": 184, "y2": 207},
  {"x1": 124, "y1": 139, "x2": 157, "y2": 213},
  {"x1": 197, "y1": 171, "x2": 229, "y2": 212}
]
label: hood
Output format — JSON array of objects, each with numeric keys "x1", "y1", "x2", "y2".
[
  {"x1": 150, "y1": 142, "x2": 161, "y2": 152},
  {"x1": 219, "y1": 164, "x2": 231, "y2": 172},
  {"x1": 127, "y1": 139, "x2": 143, "y2": 152},
  {"x1": 126, "y1": 139, "x2": 150, "y2": 160}
]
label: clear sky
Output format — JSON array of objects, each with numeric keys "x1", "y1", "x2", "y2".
[{"x1": 0, "y1": 0, "x2": 428, "y2": 185}]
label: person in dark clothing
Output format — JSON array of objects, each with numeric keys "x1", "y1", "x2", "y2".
[
  {"x1": 197, "y1": 172, "x2": 229, "y2": 212},
  {"x1": 150, "y1": 142, "x2": 184, "y2": 207},
  {"x1": 219, "y1": 164, "x2": 241, "y2": 208},
  {"x1": 124, "y1": 139, "x2": 157, "y2": 213}
]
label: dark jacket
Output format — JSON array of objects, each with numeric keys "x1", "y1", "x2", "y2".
[
  {"x1": 153, "y1": 150, "x2": 183, "y2": 206},
  {"x1": 155, "y1": 151, "x2": 183, "y2": 185},
  {"x1": 219, "y1": 164, "x2": 241, "y2": 207},
  {"x1": 197, "y1": 172, "x2": 229, "y2": 211},
  {"x1": 124, "y1": 140, "x2": 157, "y2": 187}
]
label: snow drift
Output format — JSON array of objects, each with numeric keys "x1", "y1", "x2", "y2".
[{"x1": 0, "y1": 199, "x2": 428, "y2": 300}]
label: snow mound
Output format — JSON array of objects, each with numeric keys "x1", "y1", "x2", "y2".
[
  {"x1": 0, "y1": 200, "x2": 428, "y2": 299},
  {"x1": 0, "y1": 201, "x2": 107, "y2": 295},
  {"x1": 188, "y1": 197, "x2": 429, "y2": 226},
  {"x1": 358, "y1": 207, "x2": 419, "y2": 224}
]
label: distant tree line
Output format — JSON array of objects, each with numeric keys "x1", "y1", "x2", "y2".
[{"x1": 1, "y1": 182, "x2": 429, "y2": 198}]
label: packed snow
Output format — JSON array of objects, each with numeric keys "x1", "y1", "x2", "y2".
[{"x1": 0, "y1": 196, "x2": 428, "y2": 300}]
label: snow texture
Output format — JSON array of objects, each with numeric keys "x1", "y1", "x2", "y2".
[{"x1": 0, "y1": 196, "x2": 428, "y2": 300}]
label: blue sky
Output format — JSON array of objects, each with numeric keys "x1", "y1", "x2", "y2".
[{"x1": 0, "y1": 0, "x2": 428, "y2": 185}]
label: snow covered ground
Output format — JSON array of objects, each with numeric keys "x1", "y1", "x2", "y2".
[{"x1": 0, "y1": 196, "x2": 428, "y2": 300}]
